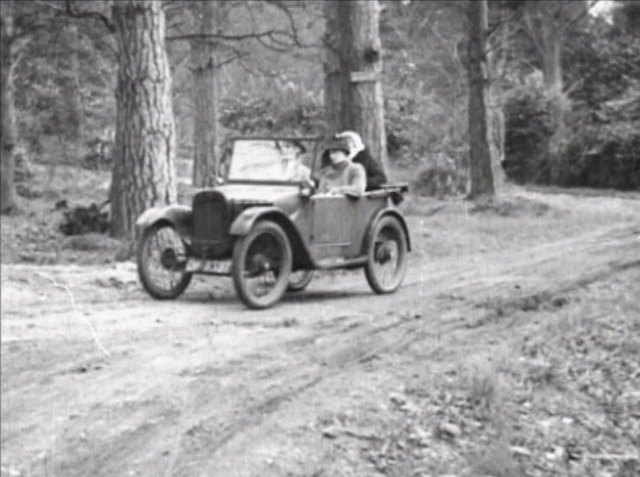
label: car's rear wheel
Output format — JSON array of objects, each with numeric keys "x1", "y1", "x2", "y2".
[
  {"x1": 287, "y1": 270, "x2": 314, "y2": 292},
  {"x1": 364, "y1": 215, "x2": 408, "y2": 294},
  {"x1": 232, "y1": 221, "x2": 292, "y2": 309},
  {"x1": 137, "y1": 223, "x2": 192, "y2": 299}
]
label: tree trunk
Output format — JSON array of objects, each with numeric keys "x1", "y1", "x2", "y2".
[
  {"x1": 191, "y1": 0, "x2": 220, "y2": 187},
  {"x1": 487, "y1": 5, "x2": 507, "y2": 190},
  {"x1": 61, "y1": 23, "x2": 85, "y2": 162},
  {"x1": 111, "y1": 0, "x2": 177, "y2": 240},
  {"x1": 467, "y1": 0, "x2": 495, "y2": 199},
  {"x1": 323, "y1": 0, "x2": 387, "y2": 172},
  {"x1": 349, "y1": 0, "x2": 388, "y2": 171},
  {"x1": 1, "y1": 1, "x2": 18, "y2": 214},
  {"x1": 542, "y1": 38, "x2": 563, "y2": 99},
  {"x1": 323, "y1": 0, "x2": 351, "y2": 133},
  {"x1": 521, "y1": 1, "x2": 568, "y2": 124}
]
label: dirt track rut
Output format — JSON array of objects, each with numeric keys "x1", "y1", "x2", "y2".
[{"x1": 1, "y1": 222, "x2": 639, "y2": 476}]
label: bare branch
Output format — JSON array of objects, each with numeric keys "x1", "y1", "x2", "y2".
[
  {"x1": 486, "y1": 8, "x2": 522, "y2": 42},
  {"x1": 562, "y1": 0, "x2": 601, "y2": 31},
  {"x1": 256, "y1": 34, "x2": 295, "y2": 53},
  {"x1": 64, "y1": 0, "x2": 115, "y2": 33},
  {"x1": 217, "y1": 52, "x2": 249, "y2": 69},
  {"x1": 187, "y1": 50, "x2": 249, "y2": 73},
  {"x1": 166, "y1": 29, "x2": 291, "y2": 43},
  {"x1": 32, "y1": 1, "x2": 65, "y2": 12},
  {"x1": 264, "y1": 0, "x2": 302, "y2": 47}
]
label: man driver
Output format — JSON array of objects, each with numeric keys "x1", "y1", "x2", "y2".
[{"x1": 275, "y1": 139, "x2": 311, "y2": 182}]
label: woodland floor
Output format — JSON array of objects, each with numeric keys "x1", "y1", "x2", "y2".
[{"x1": 1, "y1": 164, "x2": 639, "y2": 477}]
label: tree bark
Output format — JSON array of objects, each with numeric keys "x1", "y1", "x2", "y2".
[
  {"x1": 323, "y1": 0, "x2": 351, "y2": 133},
  {"x1": 521, "y1": 1, "x2": 568, "y2": 115},
  {"x1": 349, "y1": 0, "x2": 388, "y2": 171},
  {"x1": 111, "y1": 0, "x2": 177, "y2": 239},
  {"x1": 323, "y1": 0, "x2": 387, "y2": 172},
  {"x1": 467, "y1": 0, "x2": 495, "y2": 199},
  {"x1": 487, "y1": 4, "x2": 507, "y2": 190},
  {"x1": 1, "y1": 0, "x2": 18, "y2": 214},
  {"x1": 191, "y1": 1, "x2": 221, "y2": 187},
  {"x1": 61, "y1": 23, "x2": 85, "y2": 162}
]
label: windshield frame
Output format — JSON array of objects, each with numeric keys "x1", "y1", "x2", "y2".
[{"x1": 222, "y1": 136, "x2": 322, "y2": 185}]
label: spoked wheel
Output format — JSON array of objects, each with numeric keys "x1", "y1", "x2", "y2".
[
  {"x1": 365, "y1": 215, "x2": 408, "y2": 294},
  {"x1": 137, "y1": 223, "x2": 192, "y2": 299},
  {"x1": 287, "y1": 270, "x2": 314, "y2": 292},
  {"x1": 232, "y1": 221, "x2": 292, "y2": 309}
]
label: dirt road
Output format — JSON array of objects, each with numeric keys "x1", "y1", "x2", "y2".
[{"x1": 2, "y1": 194, "x2": 639, "y2": 477}]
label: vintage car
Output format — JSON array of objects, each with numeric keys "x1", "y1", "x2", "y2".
[{"x1": 135, "y1": 136, "x2": 411, "y2": 309}]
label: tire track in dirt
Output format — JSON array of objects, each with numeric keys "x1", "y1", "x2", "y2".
[
  {"x1": 2, "y1": 224, "x2": 638, "y2": 476},
  {"x1": 148, "y1": 224, "x2": 640, "y2": 476}
]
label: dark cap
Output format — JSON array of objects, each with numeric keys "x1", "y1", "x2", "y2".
[
  {"x1": 324, "y1": 136, "x2": 350, "y2": 154},
  {"x1": 276, "y1": 139, "x2": 306, "y2": 153}
]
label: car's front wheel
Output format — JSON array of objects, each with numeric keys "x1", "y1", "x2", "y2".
[
  {"x1": 364, "y1": 215, "x2": 408, "y2": 294},
  {"x1": 137, "y1": 223, "x2": 192, "y2": 299},
  {"x1": 232, "y1": 221, "x2": 292, "y2": 309}
]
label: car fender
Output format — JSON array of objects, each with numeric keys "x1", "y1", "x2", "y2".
[
  {"x1": 229, "y1": 206, "x2": 291, "y2": 236},
  {"x1": 230, "y1": 206, "x2": 314, "y2": 267},
  {"x1": 363, "y1": 209, "x2": 412, "y2": 254},
  {"x1": 135, "y1": 205, "x2": 193, "y2": 239}
]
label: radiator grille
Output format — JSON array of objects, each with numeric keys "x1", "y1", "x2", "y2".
[{"x1": 192, "y1": 190, "x2": 232, "y2": 258}]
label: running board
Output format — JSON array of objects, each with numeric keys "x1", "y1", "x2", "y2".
[
  {"x1": 313, "y1": 256, "x2": 367, "y2": 270},
  {"x1": 186, "y1": 256, "x2": 367, "y2": 275}
]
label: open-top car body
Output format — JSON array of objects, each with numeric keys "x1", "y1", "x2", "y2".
[{"x1": 136, "y1": 136, "x2": 411, "y2": 309}]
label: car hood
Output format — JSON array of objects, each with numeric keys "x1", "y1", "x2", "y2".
[{"x1": 215, "y1": 184, "x2": 301, "y2": 206}]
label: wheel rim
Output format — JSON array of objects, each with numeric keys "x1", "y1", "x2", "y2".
[
  {"x1": 241, "y1": 231, "x2": 288, "y2": 303},
  {"x1": 141, "y1": 226, "x2": 188, "y2": 294},
  {"x1": 370, "y1": 223, "x2": 405, "y2": 291}
]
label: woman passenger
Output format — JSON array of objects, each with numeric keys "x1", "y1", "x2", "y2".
[{"x1": 318, "y1": 137, "x2": 366, "y2": 196}]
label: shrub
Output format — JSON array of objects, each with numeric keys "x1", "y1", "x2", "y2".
[
  {"x1": 14, "y1": 146, "x2": 34, "y2": 182},
  {"x1": 82, "y1": 136, "x2": 114, "y2": 171},
  {"x1": 59, "y1": 202, "x2": 110, "y2": 236},
  {"x1": 565, "y1": 28, "x2": 640, "y2": 108},
  {"x1": 503, "y1": 84, "x2": 557, "y2": 185},
  {"x1": 412, "y1": 156, "x2": 466, "y2": 199},
  {"x1": 555, "y1": 117, "x2": 640, "y2": 190}
]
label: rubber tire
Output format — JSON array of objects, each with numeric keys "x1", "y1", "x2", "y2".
[
  {"x1": 287, "y1": 270, "x2": 314, "y2": 292},
  {"x1": 137, "y1": 223, "x2": 192, "y2": 300},
  {"x1": 232, "y1": 221, "x2": 292, "y2": 309},
  {"x1": 364, "y1": 215, "x2": 408, "y2": 294}
]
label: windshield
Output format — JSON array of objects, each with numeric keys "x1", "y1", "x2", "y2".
[{"x1": 226, "y1": 139, "x2": 316, "y2": 183}]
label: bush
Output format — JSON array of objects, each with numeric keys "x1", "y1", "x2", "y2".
[
  {"x1": 14, "y1": 146, "x2": 34, "y2": 182},
  {"x1": 565, "y1": 28, "x2": 640, "y2": 108},
  {"x1": 82, "y1": 137, "x2": 114, "y2": 171},
  {"x1": 555, "y1": 119, "x2": 640, "y2": 190},
  {"x1": 412, "y1": 152, "x2": 467, "y2": 199},
  {"x1": 503, "y1": 84, "x2": 557, "y2": 185},
  {"x1": 59, "y1": 202, "x2": 110, "y2": 236}
]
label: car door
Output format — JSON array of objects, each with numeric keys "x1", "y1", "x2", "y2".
[{"x1": 309, "y1": 195, "x2": 360, "y2": 261}]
